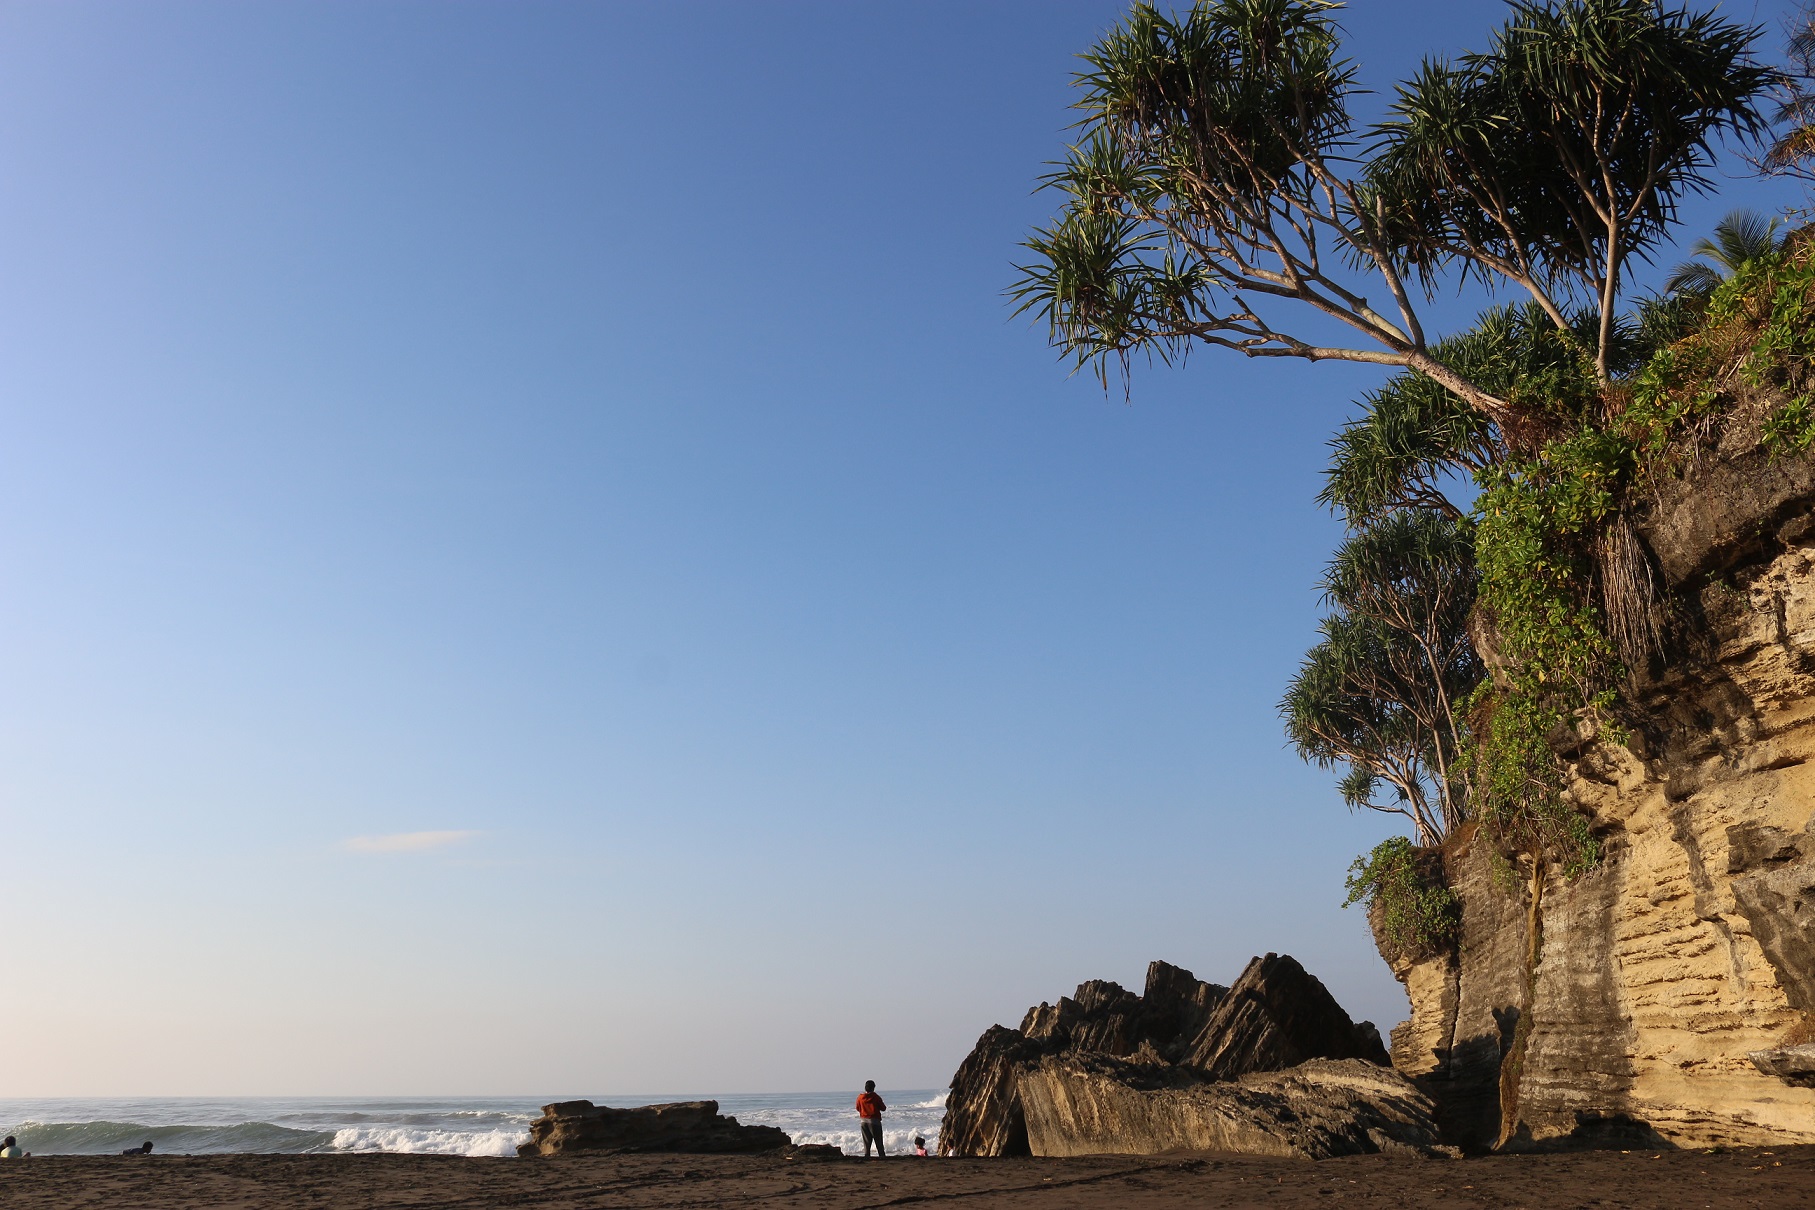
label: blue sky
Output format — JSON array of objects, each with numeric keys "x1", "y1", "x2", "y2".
[{"x1": 0, "y1": 0, "x2": 1806, "y2": 1096}]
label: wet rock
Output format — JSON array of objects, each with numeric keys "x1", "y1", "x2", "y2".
[{"x1": 517, "y1": 1100, "x2": 790, "y2": 1157}]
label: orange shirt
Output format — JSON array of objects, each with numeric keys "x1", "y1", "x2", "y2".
[{"x1": 855, "y1": 1092, "x2": 886, "y2": 1119}]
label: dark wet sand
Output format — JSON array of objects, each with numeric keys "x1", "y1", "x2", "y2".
[{"x1": 2, "y1": 1146, "x2": 1812, "y2": 1208}]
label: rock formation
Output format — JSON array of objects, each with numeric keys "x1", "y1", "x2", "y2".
[
  {"x1": 1381, "y1": 406, "x2": 1815, "y2": 1150},
  {"x1": 1015, "y1": 1055, "x2": 1449, "y2": 1159},
  {"x1": 939, "y1": 955, "x2": 1448, "y2": 1159},
  {"x1": 517, "y1": 1100, "x2": 791, "y2": 1157}
]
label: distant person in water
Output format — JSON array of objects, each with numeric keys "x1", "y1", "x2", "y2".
[
  {"x1": 122, "y1": 1141, "x2": 153, "y2": 1155},
  {"x1": 1, "y1": 1136, "x2": 24, "y2": 1158},
  {"x1": 913, "y1": 1136, "x2": 928, "y2": 1157},
  {"x1": 855, "y1": 1081, "x2": 886, "y2": 1159}
]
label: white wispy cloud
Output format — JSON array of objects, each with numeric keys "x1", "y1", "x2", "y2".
[{"x1": 342, "y1": 830, "x2": 480, "y2": 855}]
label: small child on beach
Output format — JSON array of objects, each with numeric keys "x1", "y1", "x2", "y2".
[
  {"x1": 913, "y1": 1136, "x2": 928, "y2": 1157},
  {"x1": 0, "y1": 1136, "x2": 24, "y2": 1159}
]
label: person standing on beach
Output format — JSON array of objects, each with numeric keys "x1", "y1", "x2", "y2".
[{"x1": 855, "y1": 1081, "x2": 887, "y2": 1159}]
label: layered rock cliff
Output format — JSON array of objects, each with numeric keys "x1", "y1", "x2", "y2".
[
  {"x1": 940, "y1": 955, "x2": 1451, "y2": 1159},
  {"x1": 1383, "y1": 415, "x2": 1815, "y2": 1150}
]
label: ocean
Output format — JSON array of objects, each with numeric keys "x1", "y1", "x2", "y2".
[{"x1": 0, "y1": 1092, "x2": 948, "y2": 1158}]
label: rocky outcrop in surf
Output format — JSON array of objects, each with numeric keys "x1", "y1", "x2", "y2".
[
  {"x1": 517, "y1": 1100, "x2": 791, "y2": 1157},
  {"x1": 938, "y1": 955, "x2": 1446, "y2": 1159}
]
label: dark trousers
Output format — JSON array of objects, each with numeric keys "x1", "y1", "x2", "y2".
[{"x1": 861, "y1": 1119, "x2": 886, "y2": 1157}]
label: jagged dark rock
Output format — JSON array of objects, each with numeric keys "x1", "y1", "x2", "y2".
[
  {"x1": 1185, "y1": 954, "x2": 1390, "y2": 1080},
  {"x1": 517, "y1": 1100, "x2": 790, "y2": 1157},
  {"x1": 938, "y1": 1024, "x2": 1039, "y2": 1157},
  {"x1": 939, "y1": 956, "x2": 1417, "y2": 1159},
  {"x1": 1638, "y1": 420, "x2": 1815, "y2": 586},
  {"x1": 1748, "y1": 1044, "x2": 1815, "y2": 1087}
]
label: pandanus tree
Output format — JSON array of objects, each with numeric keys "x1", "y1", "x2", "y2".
[
  {"x1": 1281, "y1": 511, "x2": 1482, "y2": 845},
  {"x1": 1762, "y1": 7, "x2": 1815, "y2": 183},
  {"x1": 1318, "y1": 303, "x2": 1609, "y2": 524},
  {"x1": 1012, "y1": 0, "x2": 1774, "y2": 429}
]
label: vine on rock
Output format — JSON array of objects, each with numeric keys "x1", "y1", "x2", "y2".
[
  {"x1": 1468, "y1": 429, "x2": 1630, "y2": 877},
  {"x1": 1461, "y1": 241, "x2": 1815, "y2": 877}
]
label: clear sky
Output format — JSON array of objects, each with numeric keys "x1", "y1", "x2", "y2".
[{"x1": 0, "y1": 0, "x2": 1806, "y2": 1097}]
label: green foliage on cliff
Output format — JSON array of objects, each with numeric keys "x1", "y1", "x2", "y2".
[
  {"x1": 1632, "y1": 244, "x2": 1815, "y2": 455},
  {"x1": 1019, "y1": 0, "x2": 1804, "y2": 888},
  {"x1": 1468, "y1": 431, "x2": 1630, "y2": 874},
  {"x1": 1313, "y1": 237, "x2": 1815, "y2": 877},
  {"x1": 1455, "y1": 240, "x2": 1815, "y2": 872},
  {"x1": 1343, "y1": 836, "x2": 1461, "y2": 958}
]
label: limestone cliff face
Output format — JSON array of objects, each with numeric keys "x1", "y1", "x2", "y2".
[{"x1": 1386, "y1": 427, "x2": 1815, "y2": 1150}]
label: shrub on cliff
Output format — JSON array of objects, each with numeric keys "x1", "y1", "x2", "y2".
[{"x1": 1345, "y1": 837, "x2": 1461, "y2": 961}]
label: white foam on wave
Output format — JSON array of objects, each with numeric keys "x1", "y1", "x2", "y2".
[
  {"x1": 781, "y1": 1124, "x2": 936, "y2": 1155},
  {"x1": 911, "y1": 1093, "x2": 947, "y2": 1109},
  {"x1": 330, "y1": 1126, "x2": 527, "y2": 1157}
]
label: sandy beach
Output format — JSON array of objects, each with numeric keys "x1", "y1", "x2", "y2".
[{"x1": 1, "y1": 1147, "x2": 1811, "y2": 1209}]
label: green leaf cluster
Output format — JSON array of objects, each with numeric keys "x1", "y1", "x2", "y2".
[
  {"x1": 1630, "y1": 243, "x2": 1815, "y2": 455},
  {"x1": 1319, "y1": 304, "x2": 1573, "y2": 523},
  {"x1": 1012, "y1": 0, "x2": 1773, "y2": 403},
  {"x1": 1343, "y1": 836, "x2": 1462, "y2": 958},
  {"x1": 1370, "y1": 0, "x2": 1773, "y2": 310}
]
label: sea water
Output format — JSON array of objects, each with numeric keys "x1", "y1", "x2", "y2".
[{"x1": 0, "y1": 1091, "x2": 947, "y2": 1158}]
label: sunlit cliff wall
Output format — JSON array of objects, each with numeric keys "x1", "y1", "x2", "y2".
[{"x1": 1385, "y1": 422, "x2": 1815, "y2": 1149}]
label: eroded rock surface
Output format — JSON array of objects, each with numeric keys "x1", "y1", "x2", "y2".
[
  {"x1": 1384, "y1": 419, "x2": 1815, "y2": 1151},
  {"x1": 517, "y1": 1100, "x2": 790, "y2": 1157},
  {"x1": 1018, "y1": 1056, "x2": 1447, "y2": 1159},
  {"x1": 939, "y1": 956, "x2": 1420, "y2": 1159}
]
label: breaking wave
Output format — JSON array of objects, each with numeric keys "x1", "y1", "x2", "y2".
[
  {"x1": 328, "y1": 1126, "x2": 526, "y2": 1156},
  {"x1": 12, "y1": 1119, "x2": 336, "y2": 1156}
]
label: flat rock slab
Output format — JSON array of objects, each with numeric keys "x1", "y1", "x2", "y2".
[
  {"x1": 1018, "y1": 1057, "x2": 1452, "y2": 1159},
  {"x1": 1, "y1": 1148, "x2": 1813, "y2": 1209}
]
